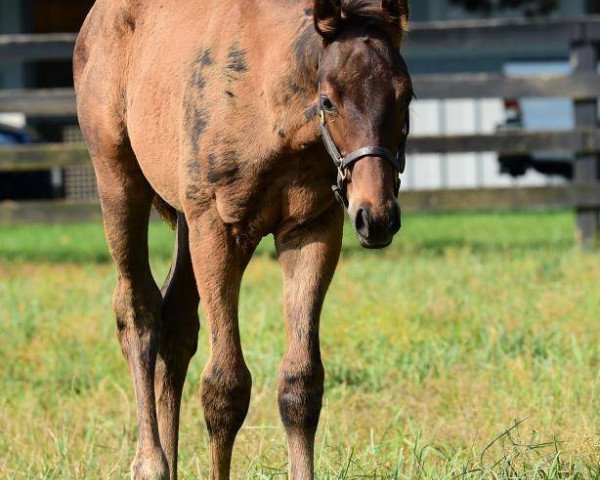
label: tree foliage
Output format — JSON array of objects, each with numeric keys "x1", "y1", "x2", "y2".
[{"x1": 447, "y1": 0, "x2": 558, "y2": 17}]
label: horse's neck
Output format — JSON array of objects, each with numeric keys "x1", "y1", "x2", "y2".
[{"x1": 265, "y1": 17, "x2": 322, "y2": 151}]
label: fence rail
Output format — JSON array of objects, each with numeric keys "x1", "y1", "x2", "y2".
[
  {"x1": 4, "y1": 185, "x2": 600, "y2": 225},
  {"x1": 0, "y1": 33, "x2": 76, "y2": 62},
  {"x1": 0, "y1": 88, "x2": 75, "y2": 116},
  {"x1": 1, "y1": 129, "x2": 599, "y2": 172},
  {"x1": 4, "y1": 71, "x2": 600, "y2": 118},
  {"x1": 2, "y1": 16, "x2": 600, "y2": 62},
  {"x1": 406, "y1": 16, "x2": 600, "y2": 50},
  {"x1": 1, "y1": 17, "x2": 600, "y2": 243}
]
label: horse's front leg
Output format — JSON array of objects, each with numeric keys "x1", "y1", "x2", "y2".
[
  {"x1": 187, "y1": 209, "x2": 258, "y2": 480},
  {"x1": 275, "y1": 206, "x2": 344, "y2": 480}
]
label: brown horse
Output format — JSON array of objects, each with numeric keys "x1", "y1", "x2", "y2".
[{"x1": 74, "y1": 0, "x2": 412, "y2": 478}]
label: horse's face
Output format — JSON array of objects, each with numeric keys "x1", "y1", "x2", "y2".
[{"x1": 314, "y1": 0, "x2": 411, "y2": 249}]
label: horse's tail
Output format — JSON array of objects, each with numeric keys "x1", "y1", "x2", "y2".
[{"x1": 152, "y1": 195, "x2": 177, "y2": 230}]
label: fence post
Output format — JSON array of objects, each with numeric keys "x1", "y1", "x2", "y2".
[{"x1": 571, "y1": 34, "x2": 600, "y2": 247}]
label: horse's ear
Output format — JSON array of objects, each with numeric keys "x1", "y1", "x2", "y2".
[
  {"x1": 381, "y1": 0, "x2": 410, "y2": 33},
  {"x1": 314, "y1": 0, "x2": 342, "y2": 40}
]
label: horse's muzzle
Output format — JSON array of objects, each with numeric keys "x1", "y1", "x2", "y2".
[{"x1": 352, "y1": 202, "x2": 401, "y2": 249}]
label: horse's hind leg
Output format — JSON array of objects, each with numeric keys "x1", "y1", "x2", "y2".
[
  {"x1": 155, "y1": 213, "x2": 200, "y2": 480},
  {"x1": 275, "y1": 206, "x2": 343, "y2": 480},
  {"x1": 92, "y1": 143, "x2": 169, "y2": 480}
]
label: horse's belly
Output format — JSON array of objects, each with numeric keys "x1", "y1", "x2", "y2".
[
  {"x1": 127, "y1": 84, "x2": 183, "y2": 209},
  {"x1": 124, "y1": 31, "x2": 192, "y2": 208}
]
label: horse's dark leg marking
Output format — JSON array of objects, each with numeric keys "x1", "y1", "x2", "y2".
[
  {"x1": 186, "y1": 208, "x2": 258, "y2": 480},
  {"x1": 92, "y1": 141, "x2": 169, "y2": 480},
  {"x1": 155, "y1": 213, "x2": 200, "y2": 480},
  {"x1": 275, "y1": 206, "x2": 344, "y2": 480}
]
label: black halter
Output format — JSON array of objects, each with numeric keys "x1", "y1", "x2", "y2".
[{"x1": 318, "y1": 98, "x2": 408, "y2": 208}]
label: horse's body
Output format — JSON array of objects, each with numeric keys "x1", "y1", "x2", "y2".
[
  {"x1": 75, "y1": 0, "x2": 410, "y2": 478},
  {"x1": 76, "y1": 0, "x2": 331, "y2": 230}
]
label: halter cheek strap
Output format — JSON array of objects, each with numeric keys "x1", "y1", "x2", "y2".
[{"x1": 319, "y1": 104, "x2": 409, "y2": 208}]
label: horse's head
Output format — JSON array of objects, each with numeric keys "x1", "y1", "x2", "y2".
[{"x1": 313, "y1": 0, "x2": 412, "y2": 249}]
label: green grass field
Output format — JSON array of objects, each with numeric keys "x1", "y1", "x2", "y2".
[{"x1": 0, "y1": 211, "x2": 599, "y2": 479}]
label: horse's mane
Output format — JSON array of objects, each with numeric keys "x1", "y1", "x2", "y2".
[{"x1": 340, "y1": 0, "x2": 410, "y2": 37}]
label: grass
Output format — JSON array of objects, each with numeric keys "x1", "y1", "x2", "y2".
[{"x1": 0, "y1": 210, "x2": 598, "y2": 479}]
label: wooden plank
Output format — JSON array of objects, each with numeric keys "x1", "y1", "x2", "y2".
[
  {"x1": 1, "y1": 18, "x2": 600, "y2": 63},
  {"x1": 3, "y1": 71, "x2": 599, "y2": 119},
  {"x1": 0, "y1": 129, "x2": 598, "y2": 173},
  {"x1": 413, "y1": 72, "x2": 600, "y2": 100},
  {"x1": 0, "y1": 88, "x2": 77, "y2": 116},
  {"x1": 0, "y1": 200, "x2": 101, "y2": 224},
  {"x1": 407, "y1": 129, "x2": 600, "y2": 155},
  {"x1": 2, "y1": 186, "x2": 600, "y2": 224},
  {"x1": 406, "y1": 17, "x2": 594, "y2": 51},
  {"x1": 401, "y1": 185, "x2": 600, "y2": 212},
  {"x1": 0, "y1": 143, "x2": 90, "y2": 171},
  {"x1": 0, "y1": 33, "x2": 76, "y2": 62}
]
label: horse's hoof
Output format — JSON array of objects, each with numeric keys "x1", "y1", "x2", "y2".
[{"x1": 131, "y1": 449, "x2": 169, "y2": 480}]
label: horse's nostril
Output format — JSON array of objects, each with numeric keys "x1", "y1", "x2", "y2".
[{"x1": 354, "y1": 206, "x2": 371, "y2": 238}]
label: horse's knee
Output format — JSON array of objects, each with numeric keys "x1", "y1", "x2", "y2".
[
  {"x1": 278, "y1": 356, "x2": 324, "y2": 433},
  {"x1": 113, "y1": 278, "x2": 162, "y2": 359},
  {"x1": 201, "y1": 361, "x2": 252, "y2": 439}
]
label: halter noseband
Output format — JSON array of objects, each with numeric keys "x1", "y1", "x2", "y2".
[{"x1": 318, "y1": 97, "x2": 408, "y2": 208}]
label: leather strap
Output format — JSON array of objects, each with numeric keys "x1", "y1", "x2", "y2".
[
  {"x1": 342, "y1": 146, "x2": 397, "y2": 170},
  {"x1": 319, "y1": 122, "x2": 343, "y2": 166},
  {"x1": 320, "y1": 122, "x2": 405, "y2": 172}
]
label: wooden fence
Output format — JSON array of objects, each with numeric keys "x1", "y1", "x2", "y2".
[{"x1": 2, "y1": 17, "x2": 600, "y2": 244}]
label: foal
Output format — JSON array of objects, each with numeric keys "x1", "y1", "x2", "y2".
[{"x1": 74, "y1": 0, "x2": 412, "y2": 478}]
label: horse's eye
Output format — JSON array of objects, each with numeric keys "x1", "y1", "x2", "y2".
[{"x1": 320, "y1": 95, "x2": 336, "y2": 114}]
